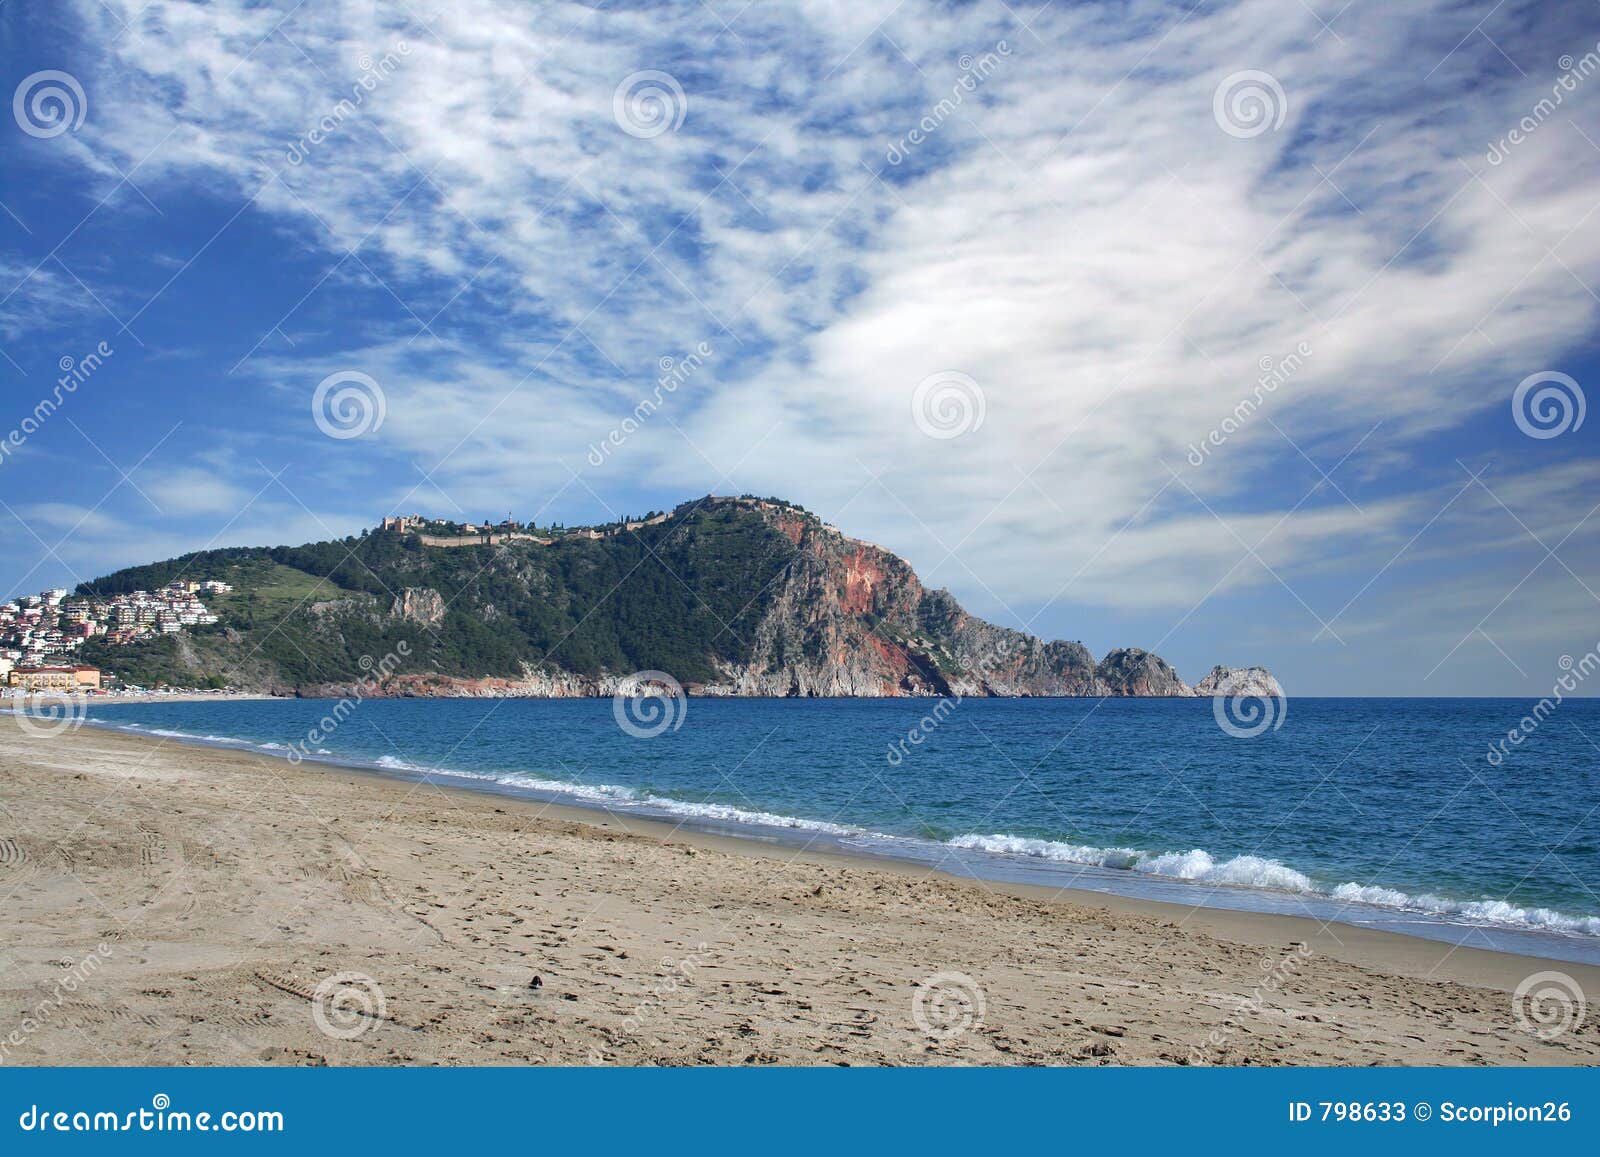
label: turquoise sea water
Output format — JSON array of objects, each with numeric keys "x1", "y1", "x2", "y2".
[{"x1": 67, "y1": 695, "x2": 1600, "y2": 963}]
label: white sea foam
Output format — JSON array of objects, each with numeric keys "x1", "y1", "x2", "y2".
[
  {"x1": 1330, "y1": 883, "x2": 1600, "y2": 936},
  {"x1": 81, "y1": 715, "x2": 1597, "y2": 942},
  {"x1": 476, "y1": 769, "x2": 864, "y2": 836},
  {"x1": 144, "y1": 728, "x2": 250, "y2": 745},
  {"x1": 1139, "y1": 849, "x2": 1315, "y2": 892},
  {"x1": 626, "y1": 797, "x2": 861, "y2": 836},
  {"x1": 945, "y1": 833, "x2": 1146, "y2": 870},
  {"x1": 950, "y1": 832, "x2": 1600, "y2": 936},
  {"x1": 948, "y1": 834, "x2": 1312, "y2": 889}
]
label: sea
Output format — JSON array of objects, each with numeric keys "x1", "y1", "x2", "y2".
[{"x1": 67, "y1": 694, "x2": 1600, "y2": 964}]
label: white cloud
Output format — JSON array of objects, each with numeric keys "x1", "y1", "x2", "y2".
[{"x1": 24, "y1": 0, "x2": 1600, "y2": 682}]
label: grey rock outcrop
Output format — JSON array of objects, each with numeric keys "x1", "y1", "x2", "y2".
[
  {"x1": 390, "y1": 587, "x2": 447, "y2": 626},
  {"x1": 1192, "y1": 665, "x2": 1285, "y2": 698}
]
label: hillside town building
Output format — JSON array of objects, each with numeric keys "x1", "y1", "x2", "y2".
[{"x1": 1, "y1": 580, "x2": 226, "y2": 670}]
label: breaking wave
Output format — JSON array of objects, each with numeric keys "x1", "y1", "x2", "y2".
[
  {"x1": 475, "y1": 769, "x2": 866, "y2": 837},
  {"x1": 948, "y1": 833, "x2": 1600, "y2": 936}
]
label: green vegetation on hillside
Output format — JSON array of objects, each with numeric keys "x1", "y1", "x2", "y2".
[
  {"x1": 76, "y1": 634, "x2": 231, "y2": 690},
  {"x1": 75, "y1": 500, "x2": 800, "y2": 690}
]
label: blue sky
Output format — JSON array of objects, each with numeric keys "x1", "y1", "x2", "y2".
[{"x1": 2, "y1": 0, "x2": 1599, "y2": 696}]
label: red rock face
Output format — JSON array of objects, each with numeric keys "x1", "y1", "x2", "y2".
[
  {"x1": 838, "y1": 547, "x2": 888, "y2": 615},
  {"x1": 863, "y1": 633, "x2": 912, "y2": 683},
  {"x1": 771, "y1": 513, "x2": 806, "y2": 546}
]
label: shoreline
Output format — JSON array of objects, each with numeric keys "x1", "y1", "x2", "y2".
[
  {"x1": 187, "y1": 734, "x2": 1600, "y2": 990},
  {"x1": 2, "y1": 724, "x2": 1596, "y2": 1065},
  {"x1": 2, "y1": 690, "x2": 282, "y2": 705},
  {"x1": 375, "y1": 761, "x2": 1600, "y2": 995},
  {"x1": 65, "y1": 705, "x2": 1600, "y2": 966}
]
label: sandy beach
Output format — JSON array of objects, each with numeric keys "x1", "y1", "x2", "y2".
[
  {"x1": 0, "y1": 691, "x2": 281, "y2": 705},
  {"x1": 1, "y1": 723, "x2": 1595, "y2": 1067}
]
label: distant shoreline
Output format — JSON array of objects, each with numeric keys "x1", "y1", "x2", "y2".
[{"x1": 2, "y1": 689, "x2": 282, "y2": 705}]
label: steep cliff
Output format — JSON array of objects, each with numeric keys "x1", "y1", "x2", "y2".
[{"x1": 75, "y1": 496, "x2": 1275, "y2": 698}]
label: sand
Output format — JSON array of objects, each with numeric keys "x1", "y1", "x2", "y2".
[
  {"x1": 1, "y1": 723, "x2": 1596, "y2": 1066},
  {"x1": 0, "y1": 691, "x2": 280, "y2": 705}
]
